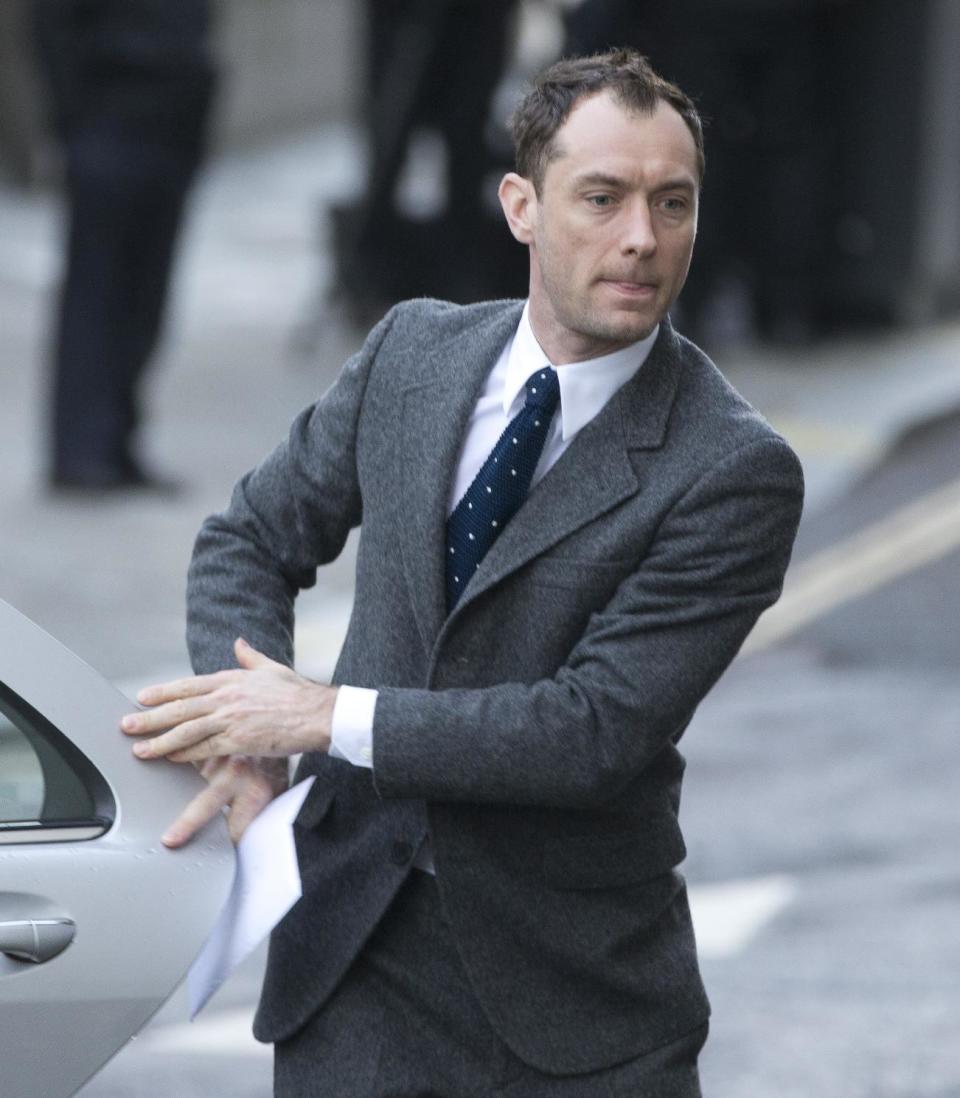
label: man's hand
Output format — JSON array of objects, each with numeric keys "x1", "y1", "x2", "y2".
[
  {"x1": 161, "y1": 754, "x2": 289, "y2": 848},
  {"x1": 120, "y1": 637, "x2": 338, "y2": 763}
]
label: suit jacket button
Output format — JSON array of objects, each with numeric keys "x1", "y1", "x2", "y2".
[{"x1": 391, "y1": 841, "x2": 414, "y2": 866}]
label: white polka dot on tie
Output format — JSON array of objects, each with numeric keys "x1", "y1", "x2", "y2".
[
  {"x1": 468, "y1": 533, "x2": 475, "y2": 540},
  {"x1": 491, "y1": 520, "x2": 498, "y2": 527},
  {"x1": 511, "y1": 468, "x2": 516, "y2": 476},
  {"x1": 486, "y1": 486, "x2": 492, "y2": 493},
  {"x1": 454, "y1": 576, "x2": 460, "y2": 583},
  {"x1": 512, "y1": 438, "x2": 518, "y2": 445},
  {"x1": 531, "y1": 386, "x2": 537, "y2": 394},
  {"x1": 449, "y1": 547, "x2": 455, "y2": 554},
  {"x1": 534, "y1": 420, "x2": 540, "y2": 427},
  {"x1": 541, "y1": 372, "x2": 546, "y2": 379},
  {"x1": 468, "y1": 502, "x2": 473, "y2": 509}
]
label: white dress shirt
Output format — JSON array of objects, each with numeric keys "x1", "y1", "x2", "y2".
[{"x1": 328, "y1": 303, "x2": 659, "y2": 867}]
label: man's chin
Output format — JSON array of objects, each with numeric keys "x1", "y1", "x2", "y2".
[
  {"x1": 599, "y1": 309, "x2": 660, "y2": 345},
  {"x1": 553, "y1": 300, "x2": 662, "y2": 356}
]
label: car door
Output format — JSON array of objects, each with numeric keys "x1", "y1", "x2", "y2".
[{"x1": 0, "y1": 599, "x2": 235, "y2": 1098}]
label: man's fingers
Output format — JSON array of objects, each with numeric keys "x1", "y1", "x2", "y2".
[
  {"x1": 132, "y1": 715, "x2": 226, "y2": 759},
  {"x1": 166, "y1": 737, "x2": 235, "y2": 764},
  {"x1": 161, "y1": 776, "x2": 233, "y2": 848},
  {"x1": 224, "y1": 777, "x2": 276, "y2": 843},
  {"x1": 136, "y1": 671, "x2": 226, "y2": 708},
  {"x1": 121, "y1": 693, "x2": 215, "y2": 738},
  {"x1": 161, "y1": 756, "x2": 280, "y2": 847}
]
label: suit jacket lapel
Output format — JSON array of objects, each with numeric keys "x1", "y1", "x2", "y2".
[
  {"x1": 452, "y1": 318, "x2": 685, "y2": 614},
  {"x1": 398, "y1": 302, "x2": 525, "y2": 652}
]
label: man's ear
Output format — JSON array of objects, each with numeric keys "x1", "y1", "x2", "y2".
[{"x1": 498, "y1": 172, "x2": 537, "y2": 245}]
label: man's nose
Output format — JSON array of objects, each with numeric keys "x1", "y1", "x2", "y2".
[{"x1": 621, "y1": 202, "x2": 657, "y2": 257}]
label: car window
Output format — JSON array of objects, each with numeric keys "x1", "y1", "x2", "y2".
[
  {"x1": 0, "y1": 712, "x2": 43, "y2": 820},
  {"x1": 0, "y1": 683, "x2": 114, "y2": 842}
]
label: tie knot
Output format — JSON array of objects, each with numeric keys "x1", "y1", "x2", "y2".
[{"x1": 524, "y1": 368, "x2": 560, "y2": 412}]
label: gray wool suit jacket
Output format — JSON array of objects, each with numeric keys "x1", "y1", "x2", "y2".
[{"x1": 186, "y1": 298, "x2": 804, "y2": 1075}]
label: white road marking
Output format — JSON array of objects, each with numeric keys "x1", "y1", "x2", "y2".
[
  {"x1": 743, "y1": 474, "x2": 960, "y2": 656},
  {"x1": 689, "y1": 874, "x2": 797, "y2": 959}
]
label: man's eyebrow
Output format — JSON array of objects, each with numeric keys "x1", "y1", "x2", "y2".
[
  {"x1": 572, "y1": 172, "x2": 628, "y2": 190},
  {"x1": 652, "y1": 177, "x2": 697, "y2": 194},
  {"x1": 571, "y1": 171, "x2": 697, "y2": 193}
]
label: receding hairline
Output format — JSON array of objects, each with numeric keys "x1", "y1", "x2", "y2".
[
  {"x1": 507, "y1": 48, "x2": 706, "y2": 202},
  {"x1": 540, "y1": 91, "x2": 702, "y2": 188}
]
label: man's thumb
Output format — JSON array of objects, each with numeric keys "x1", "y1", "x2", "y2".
[{"x1": 234, "y1": 636, "x2": 273, "y2": 669}]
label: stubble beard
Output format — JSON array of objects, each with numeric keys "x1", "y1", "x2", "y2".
[
  {"x1": 533, "y1": 237, "x2": 664, "y2": 355},
  {"x1": 547, "y1": 272, "x2": 659, "y2": 349}
]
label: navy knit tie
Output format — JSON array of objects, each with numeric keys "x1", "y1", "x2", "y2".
[{"x1": 446, "y1": 367, "x2": 560, "y2": 610}]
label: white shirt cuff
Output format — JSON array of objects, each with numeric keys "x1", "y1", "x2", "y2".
[{"x1": 329, "y1": 685, "x2": 378, "y2": 768}]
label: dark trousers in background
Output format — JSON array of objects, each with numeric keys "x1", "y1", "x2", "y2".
[
  {"x1": 274, "y1": 871, "x2": 707, "y2": 1097},
  {"x1": 331, "y1": 0, "x2": 522, "y2": 317},
  {"x1": 50, "y1": 133, "x2": 195, "y2": 475},
  {"x1": 33, "y1": 0, "x2": 215, "y2": 481}
]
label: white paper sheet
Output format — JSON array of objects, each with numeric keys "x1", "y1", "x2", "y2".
[{"x1": 187, "y1": 776, "x2": 315, "y2": 1018}]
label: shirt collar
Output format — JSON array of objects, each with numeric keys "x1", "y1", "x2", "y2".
[{"x1": 503, "y1": 303, "x2": 660, "y2": 441}]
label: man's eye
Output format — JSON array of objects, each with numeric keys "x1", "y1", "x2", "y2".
[
  {"x1": 587, "y1": 194, "x2": 614, "y2": 208},
  {"x1": 660, "y1": 197, "x2": 687, "y2": 214}
]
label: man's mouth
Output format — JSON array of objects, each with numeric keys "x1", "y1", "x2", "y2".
[{"x1": 602, "y1": 278, "x2": 658, "y2": 297}]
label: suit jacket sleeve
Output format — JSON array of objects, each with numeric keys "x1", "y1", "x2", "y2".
[
  {"x1": 372, "y1": 434, "x2": 803, "y2": 808},
  {"x1": 185, "y1": 306, "x2": 398, "y2": 674}
]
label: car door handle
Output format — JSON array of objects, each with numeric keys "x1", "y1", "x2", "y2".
[{"x1": 0, "y1": 918, "x2": 76, "y2": 963}]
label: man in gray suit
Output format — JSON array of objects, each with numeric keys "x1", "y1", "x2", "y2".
[{"x1": 123, "y1": 49, "x2": 803, "y2": 1096}]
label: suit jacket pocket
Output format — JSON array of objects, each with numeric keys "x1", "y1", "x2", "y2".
[{"x1": 543, "y1": 815, "x2": 687, "y2": 890}]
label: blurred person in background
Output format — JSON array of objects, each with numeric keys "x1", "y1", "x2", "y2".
[
  {"x1": 329, "y1": 0, "x2": 524, "y2": 324},
  {"x1": 565, "y1": 0, "x2": 836, "y2": 347},
  {"x1": 33, "y1": 0, "x2": 216, "y2": 493},
  {"x1": 122, "y1": 49, "x2": 803, "y2": 1096}
]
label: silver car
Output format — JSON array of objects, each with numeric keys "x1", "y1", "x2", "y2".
[{"x1": 0, "y1": 599, "x2": 235, "y2": 1097}]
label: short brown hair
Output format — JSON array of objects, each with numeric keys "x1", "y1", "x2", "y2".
[{"x1": 508, "y1": 48, "x2": 705, "y2": 194}]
